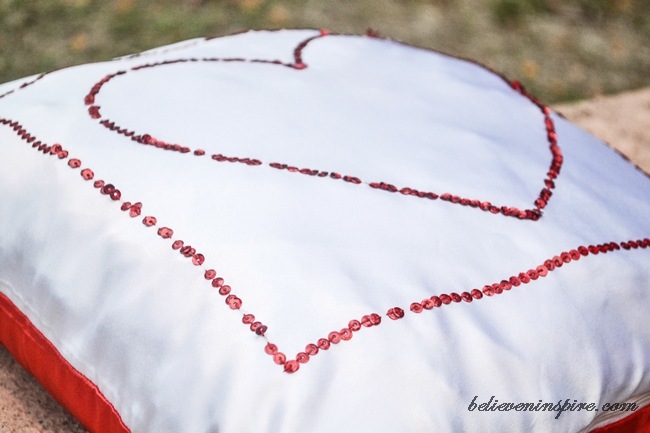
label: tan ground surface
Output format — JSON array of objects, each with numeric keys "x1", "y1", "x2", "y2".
[
  {"x1": 0, "y1": 345, "x2": 85, "y2": 432},
  {"x1": 1, "y1": 89, "x2": 649, "y2": 432},
  {"x1": 555, "y1": 87, "x2": 650, "y2": 175}
]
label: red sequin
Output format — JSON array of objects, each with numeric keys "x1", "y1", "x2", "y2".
[
  {"x1": 421, "y1": 299, "x2": 435, "y2": 309},
  {"x1": 482, "y1": 285, "x2": 495, "y2": 296},
  {"x1": 242, "y1": 314, "x2": 255, "y2": 324},
  {"x1": 560, "y1": 252, "x2": 572, "y2": 263},
  {"x1": 328, "y1": 331, "x2": 342, "y2": 344},
  {"x1": 361, "y1": 315, "x2": 373, "y2": 327},
  {"x1": 48, "y1": 145, "x2": 63, "y2": 155},
  {"x1": 317, "y1": 338, "x2": 330, "y2": 350},
  {"x1": 410, "y1": 303, "x2": 423, "y2": 313},
  {"x1": 340, "y1": 328, "x2": 353, "y2": 341},
  {"x1": 273, "y1": 352, "x2": 286, "y2": 365},
  {"x1": 440, "y1": 294, "x2": 452, "y2": 304},
  {"x1": 543, "y1": 259, "x2": 555, "y2": 272},
  {"x1": 121, "y1": 202, "x2": 131, "y2": 211},
  {"x1": 536, "y1": 265, "x2": 548, "y2": 277},
  {"x1": 430, "y1": 296, "x2": 442, "y2": 307},
  {"x1": 204, "y1": 269, "x2": 216, "y2": 280},
  {"x1": 265, "y1": 343, "x2": 278, "y2": 355},
  {"x1": 387, "y1": 307, "x2": 405, "y2": 320},
  {"x1": 370, "y1": 313, "x2": 382, "y2": 325},
  {"x1": 296, "y1": 352, "x2": 310, "y2": 363},
  {"x1": 305, "y1": 344, "x2": 319, "y2": 356},
  {"x1": 192, "y1": 254, "x2": 205, "y2": 266},
  {"x1": 211, "y1": 277, "x2": 224, "y2": 288},
  {"x1": 225, "y1": 295, "x2": 242, "y2": 309},
  {"x1": 129, "y1": 203, "x2": 142, "y2": 218},
  {"x1": 194, "y1": 149, "x2": 205, "y2": 156},
  {"x1": 284, "y1": 360, "x2": 299, "y2": 373},
  {"x1": 461, "y1": 292, "x2": 473, "y2": 302},
  {"x1": 88, "y1": 106, "x2": 101, "y2": 119},
  {"x1": 172, "y1": 240, "x2": 184, "y2": 250},
  {"x1": 142, "y1": 216, "x2": 157, "y2": 227},
  {"x1": 569, "y1": 249, "x2": 581, "y2": 260},
  {"x1": 519, "y1": 272, "x2": 531, "y2": 284},
  {"x1": 80, "y1": 169, "x2": 94, "y2": 180},
  {"x1": 100, "y1": 184, "x2": 114, "y2": 195},
  {"x1": 470, "y1": 289, "x2": 483, "y2": 299},
  {"x1": 348, "y1": 320, "x2": 361, "y2": 331},
  {"x1": 250, "y1": 322, "x2": 262, "y2": 332},
  {"x1": 157, "y1": 227, "x2": 173, "y2": 239},
  {"x1": 68, "y1": 159, "x2": 81, "y2": 168},
  {"x1": 180, "y1": 246, "x2": 195, "y2": 257},
  {"x1": 450, "y1": 293, "x2": 462, "y2": 303},
  {"x1": 218, "y1": 285, "x2": 231, "y2": 296}
]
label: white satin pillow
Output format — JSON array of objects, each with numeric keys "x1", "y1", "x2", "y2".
[{"x1": 0, "y1": 29, "x2": 649, "y2": 433}]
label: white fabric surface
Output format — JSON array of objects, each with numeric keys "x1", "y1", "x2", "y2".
[{"x1": 0, "y1": 29, "x2": 649, "y2": 432}]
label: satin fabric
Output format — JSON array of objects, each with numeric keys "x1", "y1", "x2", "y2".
[{"x1": 0, "y1": 30, "x2": 649, "y2": 432}]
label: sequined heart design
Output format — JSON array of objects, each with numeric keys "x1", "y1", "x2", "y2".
[{"x1": 1, "y1": 30, "x2": 584, "y2": 375}]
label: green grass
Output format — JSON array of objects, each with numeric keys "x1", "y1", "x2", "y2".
[{"x1": 1, "y1": 0, "x2": 649, "y2": 103}]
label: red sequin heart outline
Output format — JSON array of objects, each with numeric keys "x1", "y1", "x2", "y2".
[
  {"x1": 84, "y1": 30, "x2": 561, "y2": 221},
  {"x1": 2, "y1": 30, "x2": 647, "y2": 374}
]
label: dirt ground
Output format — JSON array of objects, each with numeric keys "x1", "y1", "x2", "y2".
[{"x1": 1, "y1": 88, "x2": 649, "y2": 432}]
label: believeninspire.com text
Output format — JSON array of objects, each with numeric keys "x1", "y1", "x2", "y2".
[{"x1": 468, "y1": 396, "x2": 639, "y2": 419}]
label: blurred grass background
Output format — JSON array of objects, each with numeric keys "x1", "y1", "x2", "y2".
[{"x1": 1, "y1": 0, "x2": 649, "y2": 103}]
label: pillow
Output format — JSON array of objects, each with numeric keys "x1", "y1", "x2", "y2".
[{"x1": 0, "y1": 29, "x2": 649, "y2": 433}]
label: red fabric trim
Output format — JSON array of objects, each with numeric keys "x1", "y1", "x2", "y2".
[
  {"x1": 590, "y1": 403, "x2": 650, "y2": 433},
  {"x1": 0, "y1": 292, "x2": 130, "y2": 433}
]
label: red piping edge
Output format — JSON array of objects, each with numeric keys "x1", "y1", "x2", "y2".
[
  {"x1": 0, "y1": 292, "x2": 131, "y2": 433},
  {"x1": 590, "y1": 403, "x2": 650, "y2": 433},
  {"x1": 1, "y1": 289, "x2": 648, "y2": 432}
]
